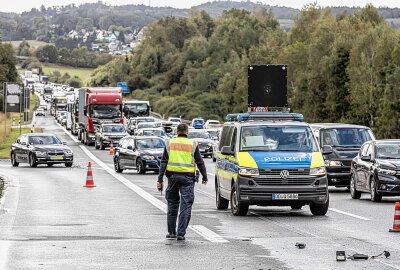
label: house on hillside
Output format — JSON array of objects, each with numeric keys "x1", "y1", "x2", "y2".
[
  {"x1": 107, "y1": 33, "x2": 117, "y2": 43},
  {"x1": 108, "y1": 41, "x2": 121, "y2": 52},
  {"x1": 136, "y1": 27, "x2": 147, "y2": 41},
  {"x1": 68, "y1": 30, "x2": 79, "y2": 39}
]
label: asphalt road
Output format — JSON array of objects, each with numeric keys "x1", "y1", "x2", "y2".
[{"x1": 0, "y1": 112, "x2": 400, "y2": 270}]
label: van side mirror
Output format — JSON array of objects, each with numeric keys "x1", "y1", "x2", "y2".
[
  {"x1": 221, "y1": 146, "x2": 234, "y2": 156},
  {"x1": 322, "y1": 145, "x2": 333, "y2": 155},
  {"x1": 361, "y1": 155, "x2": 371, "y2": 162}
]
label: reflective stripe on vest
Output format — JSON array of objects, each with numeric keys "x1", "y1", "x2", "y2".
[{"x1": 166, "y1": 137, "x2": 196, "y2": 173}]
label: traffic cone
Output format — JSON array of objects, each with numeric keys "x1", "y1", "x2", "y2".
[
  {"x1": 109, "y1": 140, "x2": 115, "y2": 156},
  {"x1": 84, "y1": 162, "x2": 96, "y2": 188},
  {"x1": 389, "y1": 202, "x2": 400, "y2": 232}
]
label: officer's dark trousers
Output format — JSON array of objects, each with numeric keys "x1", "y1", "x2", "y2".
[{"x1": 165, "y1": 174, "x2": 195, "y2": 237}]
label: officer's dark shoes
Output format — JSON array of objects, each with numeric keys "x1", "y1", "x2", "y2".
[
  {"x1": 166, "y1": 233, "x2": 176, "y2": 239},
  {"x1": 176, "y1": 236, "x2": 185, "y2": 241}
]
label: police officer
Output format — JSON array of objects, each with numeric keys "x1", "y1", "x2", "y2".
[{"x1": 157, "y1": 123, "x2": 208, "y2": 241}]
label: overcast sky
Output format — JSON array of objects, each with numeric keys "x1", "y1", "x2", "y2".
[{"x1": 2, "y1": 0, "x2": 400, "y2": 13}]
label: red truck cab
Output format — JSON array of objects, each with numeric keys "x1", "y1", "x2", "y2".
[{"x1": 78, "y1": 88, "x2": 123, "y2": 145}]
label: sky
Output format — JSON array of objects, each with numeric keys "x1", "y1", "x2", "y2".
[{"x1": 2, "y1": 0, "x2": 400, "y2": 13}]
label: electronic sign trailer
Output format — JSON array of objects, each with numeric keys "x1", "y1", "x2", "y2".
[{"x1": 247, "y1": 64, "x2": 289, "y2": 113}]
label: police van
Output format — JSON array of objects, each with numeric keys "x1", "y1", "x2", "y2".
[{"x1": 215, "y1": 112, "x2": 330, "y2": 216}]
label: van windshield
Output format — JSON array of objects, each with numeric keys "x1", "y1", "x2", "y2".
[
  {"x1": 240, "y1": 126, "x2": 318, "y2": 152},
  {"x1": 321, "y1": 128, "x2": 372, "y2": 148}
]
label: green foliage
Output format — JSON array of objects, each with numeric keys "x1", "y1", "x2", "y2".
[
  {"x1": 66, "y1": 76, "x2": 82, "y2": 88},
  {"x1": 35, "y1": 44, "x2": 113, "y2": 69},
  {"x1": 26, "y1": 60, "x2": 43, "y2": 74},
  {"x1": 36, "y1": 45, "x2": 58, "y2": 62},
  {"x1": 0, "y1": 43, "x2": 18, "y2": 111},
  {"x1": 17, "y1": 39, "x2": 31, "y2": 56},
  {"x1": 90, "y1": 6, "x2": 400, "y2": 138}
]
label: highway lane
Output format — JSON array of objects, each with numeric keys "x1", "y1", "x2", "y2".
[
  {"x1": 57, "y1": 114, "x2": 400, "y2": 269},
  {"x1": 0, "y1": 113, "x2": 285, "y2": 270},
  {"x1": 1, "y1": 112, "x2": 400, "y2": 269}
]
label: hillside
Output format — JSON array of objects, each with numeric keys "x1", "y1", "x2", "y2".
[{"x1": 2, "y1": 1, "x2": 400, "y2": 41}]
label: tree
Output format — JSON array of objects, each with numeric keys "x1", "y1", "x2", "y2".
[
  {"x1": 117, "y1": 31, "x2": 125, "y2": 43},
  {"x1": 26, "y1": 60, "x2": 43, "y2": 74},
  {"x1": 0, "y1": 43, "x2": 18, "y2": 111},
  {"x1": 17, "y1": 40, "x2": 31, "y2": 56},
  {"x1": 61, "y1": 72, "x2": 71, "y2": 84},
  {"x1": 66, "y1": 77, "x2": 82, "y2": 88},
  {"x1": 36, "y1": 45, "x2": 59, "y2": 63}
]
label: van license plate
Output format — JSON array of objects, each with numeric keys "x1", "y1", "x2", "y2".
[{"x1": 272, "y1": 193, "x2": 298, "y2": 200}]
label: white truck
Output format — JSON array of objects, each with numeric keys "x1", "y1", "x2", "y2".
[{"x1": 122, "y1": 100, "x2": 151, "y2": 127}]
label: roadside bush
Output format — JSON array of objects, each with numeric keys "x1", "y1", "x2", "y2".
[{"x1": 66, "y1": 77, "x2": 83, "y2": 88}]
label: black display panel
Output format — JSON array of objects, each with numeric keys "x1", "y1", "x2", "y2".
[{"x1": 248, "y1": 65, "x2": 288, "y2": 108}]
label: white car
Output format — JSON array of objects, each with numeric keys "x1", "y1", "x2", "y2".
[
  {"x1": 56, "y1": 111, "x2": 67, "y2": 123},
  {"x1": 35, "y1": 108, "x2": 45, "y2": 116},
  {"x1": 167, "y1": 117, "x2": 181, "y2": 126},
  {"x1": 205, "y1": 120, "x2": 221, "y2": 129}
]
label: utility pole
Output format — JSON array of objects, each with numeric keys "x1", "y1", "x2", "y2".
[{"x1": 3, "y1": 83, "x2": 6, "y2": 137}]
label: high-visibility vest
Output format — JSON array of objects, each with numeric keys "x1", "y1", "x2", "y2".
[{"x1": 166, "y1": 137, "x2": 197, "y2": 173}]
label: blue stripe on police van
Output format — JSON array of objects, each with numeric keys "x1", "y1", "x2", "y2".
[{"x1": 247, "y1": 151, "x2": 312, "y2": 169}]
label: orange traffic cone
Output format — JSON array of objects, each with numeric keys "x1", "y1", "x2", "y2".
[
  {"x1": 84, "y1": 162, "x2": 96, "y2": 188},
  {"x1": 109, "y1": 140, "x2": 115, "y2": 156},
  {"x1": 389, "y1": 202, "x2": 400, "y2": 232}
]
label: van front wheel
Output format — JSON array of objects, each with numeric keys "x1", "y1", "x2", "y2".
[
  {"x1": 310, "y1": 194, "x2": 329, "y2": 216},
  {"x1": 216, "y1": 180, "x2": 229, "y2": 210},
  {"x1": 230, "y1": 185, "x2": 249, "y2": 216}
]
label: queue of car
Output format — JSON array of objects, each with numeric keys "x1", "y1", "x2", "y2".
[{"x1": 21, "y1": 94, "x2": 400, "y2": 207}]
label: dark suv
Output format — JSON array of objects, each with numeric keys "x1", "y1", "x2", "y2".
[
  {"x1": 310, "y1": 124, "x2": 375, "y2": 187},
  {"x1": 350, "y1": 140, "x2": 400, "y2": 202}
]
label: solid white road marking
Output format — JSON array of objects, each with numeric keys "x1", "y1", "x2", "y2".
[
  {"x1": 0, "y1": 175, "x2": 20, "y2": 270},
  {"x1": 207, "y1": 172, "x2": 215, "y2": 177},
  {"x1": 58, "y1": 122, "x2": 229, "y2": 243},
  {"x1": 0, "y1": 186, "x2": 10, "y2": 270},
  {"x1": 0, "y1": 240, "x2": 10, "y2": 270},
  {"x1": 329, "y1": 208, "x2": 372, "y2": 221},
  {"x1": 189, "y1": 225, "x2": 229, "y2": 243}
]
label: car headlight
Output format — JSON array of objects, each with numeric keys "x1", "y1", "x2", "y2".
[
  {"x1": 324, "y1": 160, "x2": 342, "y2": 167},
  {"x1": 310, "y1": 166, "x2": 327, "y2": 176},
  {"x1": 239, "y1": 167, "x2": 259, "y2": 177},
  {"x1": 378, "y1": 168, "x2": 397, "y2": 176},
  {"x1": 35, "y1": 151, "x2": 47, "y2": 156},
  {"x1": 142, "y1": 155, "x2": 155, "y2": 160}
]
